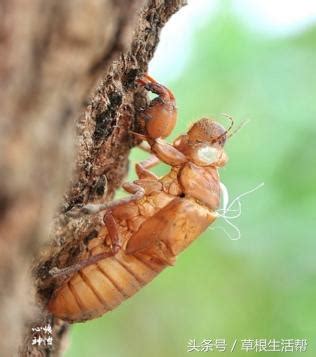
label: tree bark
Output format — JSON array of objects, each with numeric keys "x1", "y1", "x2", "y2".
[{"x1": 0, "y1": 0, "x2": 186, "y2": 356}]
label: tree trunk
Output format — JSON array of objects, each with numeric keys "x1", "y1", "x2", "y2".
[{"x1": 0, "y1": 0, "x2": 186, "y2": 356}]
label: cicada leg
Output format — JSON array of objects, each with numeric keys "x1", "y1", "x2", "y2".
[
  {"x1": 68, "y1": 183, "x2": 145, "y2": 217},
  {"x1": 49, "y1": 211, "x2": 121, "y2": 278},
  {"x1": 50, "y1": 183, "x2": 148, "y2": 278},
  {"x1": 103, "y1": 210, "x2": 121, "y2": 253},
  {"x1": 135, "y1": 155, "x2": 160, "y2": 180}
]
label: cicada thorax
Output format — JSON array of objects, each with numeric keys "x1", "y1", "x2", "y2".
[
  {"x1": 125, "y1": 164, "x2": 219, "y2": 259},
  {"x1": 179, "y1": 162, "x2": 221, "y2": 211}
]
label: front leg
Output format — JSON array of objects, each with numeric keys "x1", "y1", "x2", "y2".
[
  {"x1": 133, "y1": 138, "x2": 186, "y2": 180},
  {"x1": 136, "y1": 75, "x2": 188, "y2": 166},
  {"x1": 137, "y1": 74, "x2": 177, "y2": 140},
  {"x1": 133, "y1": 135, "x2": 187, "y2": 177},
  {"x1": 150, "y1": 139, "x2": 187, "y2": 167}
]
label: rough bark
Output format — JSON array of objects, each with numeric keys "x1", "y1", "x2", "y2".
[{"x1": 0, "y1": 0, "x2": 186, "y2": 356}]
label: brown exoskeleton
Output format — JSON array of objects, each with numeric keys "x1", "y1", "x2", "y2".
[{"x1": 47, "y1": 75, "x2": 229, "y2": 322}]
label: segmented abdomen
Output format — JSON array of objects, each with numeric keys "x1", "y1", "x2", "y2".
[{"x1": 48, "y1": 250, "x2": 165, "y2": 322}]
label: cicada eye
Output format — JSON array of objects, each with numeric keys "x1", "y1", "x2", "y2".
[{"x1": 211, "y1": 134, "x2": 226, "y2": 147}]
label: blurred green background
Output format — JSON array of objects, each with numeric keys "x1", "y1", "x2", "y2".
[{"x1": 65, "y1": 2, "x2": 316, "y2": 356}]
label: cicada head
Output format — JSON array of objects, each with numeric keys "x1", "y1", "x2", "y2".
[{"x1": 173, "y1": 118, "x2": 229, "y2": 167}]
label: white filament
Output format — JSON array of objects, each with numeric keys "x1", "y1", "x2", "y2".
[{"x1": 213, "y1": 182, "x2": 265, "y2": 240}]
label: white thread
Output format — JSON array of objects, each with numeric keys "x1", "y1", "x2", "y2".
[
  {"x1": 209, "y1": 224, "x2": 241, "y2": 241},
  {"x1": 212, "y1": 182, "x2": 265, "y2": 240}
]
